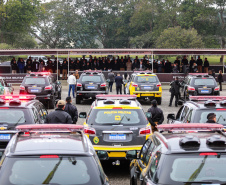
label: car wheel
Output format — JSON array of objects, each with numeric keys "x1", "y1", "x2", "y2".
[
  {"x1": 130, "y1": 166, "x2": 138, "y2": 185},
  {"x1": 156, "y1": 97, "x2": 162, "y2": 105},
  {"x1": 76, "y1": 96, "x2": 81, "y2": 104},
  {"x1": 48, "y1": 96, "x2": 55, "y2": 109}
]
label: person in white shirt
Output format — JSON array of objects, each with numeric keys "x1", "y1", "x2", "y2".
[{"x1": 67, "y1": 72, "x2": 76, "y2": 98}]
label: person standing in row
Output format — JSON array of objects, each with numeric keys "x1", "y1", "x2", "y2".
[
  {"x1": 218, "y1": 70, "x2": 223, "y2": 91},
  {"x1": 196, "y1": 56, "x2": 203, "y2": 73},
  {"x1": 204, "y1": 58, "x2": 209, "y2": 73},
  {"x1": 169, "y1": 77, "x2": 181, "y2": 107},
  {"x1": 11, "y1": 60, "x2": 18, "y2": 74},
  {"x1": 115, "y1": 73, "x2": 123, "y2": 95},
  {"x1": 108, "y1": 70, "x2": 115, "y2": 92},
  {"x1": 67, "y1": 72, "x2": 76, "y2": 98}
]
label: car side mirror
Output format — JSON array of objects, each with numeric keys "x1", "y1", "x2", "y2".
[
  {"x1": 106, "y1": 79, "x2": 110, "y2": 83},
  {"x1": 145, "y1": 112, "x2": 152, "y2": 119},
  {"x1": 126, "y1": 150, "x2": 138, "y2": 160},
  {"x1": 79, "y1": 112, "x2": 87, "y2": 118},
  {"x1": 123, "y1": 80, "x2": 128, "y2": 84},
  {"x1": 57, "y1": 81, "x2": 61, "y2": 85},
  {"x1": 167, "y1": 114, "x2": 175, "y2": 120},
  {"x1": 97, "y1": 151, "x2": 109, "y2": 160}
]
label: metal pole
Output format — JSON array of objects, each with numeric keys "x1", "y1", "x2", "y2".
[
  {"x1": 57, "y1": 52, "x2": 58, "y2": 81},
  {"x1": 68, "y1": 51, "x2": 69, "y2": 78},
  {"x1": 152, "y1": 51, "x2": 154, "y2": 73}
]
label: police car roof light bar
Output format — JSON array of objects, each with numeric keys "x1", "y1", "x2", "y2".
[
  {"x1": 96, "y1": 95, "x2": 137, "y2": 100},
  {"x1": 83, "y1": 70, "x2": 102, "y2": 73},
  {"x1": 189, "y1": 73, "x2": 208, "y2": 76},
  {"x1": 157, "y1": 124, "x2": 223, "y2": 132},
  {"x1": 30, "y1": 72, "x2": 51, "y2": 75},
  {"x1": 0, "y1": 95, "x2": 36, "y2": 100},
  {"x1": 190, "y1": 96, "x2": 226, "y2": 101},
  {"x1": 16, "y1": 124, "x2": 84, "y2": 133}
]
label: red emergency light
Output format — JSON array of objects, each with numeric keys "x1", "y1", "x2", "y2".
[
  {"x1": 0, "y1": 95, "x2": 36, "y2": 100},
  {"x1": 189, "y1": 96, "x2": 226, "y2": 101},
  {"x1": 16, "y1": 124, "x2": 84, "y2": 132},
  {"x1": 157, "y1": 123, "x2": 223, "y2": 132},
  {"x1": 96, "y1": 95, "x2": 137, "y2": 100}
]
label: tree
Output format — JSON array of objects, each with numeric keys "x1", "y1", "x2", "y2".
[{"x1": 156, "y1": 26, "x2": 204, "y2": 48}]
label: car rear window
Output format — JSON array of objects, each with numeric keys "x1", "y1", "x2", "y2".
[
  {"x1": 194, "y1": 109, "x2": 226, "y2": 125},
  {"x1": 0, "y1": 156, "x2": 102, "y2": 185},
  {"x1": 158, "y1": 154, "x2": 226, "y2": 185},
  {"x1": 81, "y1": 75, "x2": 102, "y2": 83},
  {"x1": 135, "y1": 76, "x2": 158, "y2": 83},
  {"x1": 194, "y1": 78, "x2": 215, "y2": 86},
  {"x1": 0, "y1": 109, "x2": 28, "y2": 124},
  {"x1": 88, "y1": 109, "x2": 147, "y2": 125},
  {"x1": 24, "y1": 77, "x2": 46, "y2": 85}
]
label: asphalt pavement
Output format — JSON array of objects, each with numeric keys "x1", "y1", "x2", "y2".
[{"x1": 13, "y1": 82, "x2": 226, "y2": 185}]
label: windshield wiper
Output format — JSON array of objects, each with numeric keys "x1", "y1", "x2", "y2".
[
  {"x1": 183, "y1": 181, "x2": 212, "y2": 184},
  {"x1": 117, "y1": 114, "x2": 130, "y2": 125},
  {"x1": 217, "y1": 115, "x2": 226, "y2": 123}
]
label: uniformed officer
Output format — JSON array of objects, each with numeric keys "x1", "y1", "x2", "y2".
[
  {"x1": 169, "y1": 77, "x2": 181, "y2": 107},
  {"x1": 206, "y1": 113, "x2": 218, "y2": 123},
  {"x1": 147, "y1": 99, "x2": 164, "y2": 132}
]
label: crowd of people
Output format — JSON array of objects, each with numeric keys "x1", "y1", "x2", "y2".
[{"x1": 10, "y1": 55, "x2": 211, "y2": 76}]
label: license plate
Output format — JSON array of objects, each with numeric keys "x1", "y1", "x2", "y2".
[
  {"x1": 87, "y1": 86, "x2": 95, "y2": 89},
  {"x1": 31, "y1": 89, "x2": 39, "y2": 92},
  {"x1": 201, "y1": 90, "x2": 209, "y2": 93},
  {"x1": 143, "y1": 86, "x2": 151, "y2": 89},
  {"x1": 0, "y1": 134, "x2": 11, "y2": 140},
  {"x1": 109, "y1": 134, "x2": 126, "y2": 140}
]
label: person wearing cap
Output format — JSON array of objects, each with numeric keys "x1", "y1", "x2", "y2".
[
  {"x1": 206, "y1": 113, "x2": 217, "y2": 123},
  {"x1": 64, "y1": 97, "x2": 78, "y2": 124},
  {"x1": 67, "y1": 72, "x2": 76, "y2": 98},
  {"x1": 147, "y1": 99, "x2": 164, "y2": 132},
  {"x1": 45, "y1": 100, "x2": 72, "y2": 124}
]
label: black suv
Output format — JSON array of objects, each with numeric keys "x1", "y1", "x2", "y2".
[
  {"x1": 168, "y1": 96, "x2": 226, "y2": 128},
  {"x1": 127, "y1": 123, "x2": 226, "y2": 185},
  {"x1": 0, "y1": 95, "x2": 48, "y2": 153},
  {"x1": 19, "y1": 72, "x2": 62, "y2": 109},
  {"x1": 0, "y1": 124, "x2": 109, "y2": 185},
  {"x1": 179, "y1": 73, "x2": 219, "y2": 104},
  {"x1": 76, "y1": 70, "x2": 108, "y2": 104}
]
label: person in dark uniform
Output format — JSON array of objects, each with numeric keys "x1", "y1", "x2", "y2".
[
  {"x1": 206, "y1": 113, "x2": 217, "y2": 123},
  {"x1": 64, "y1": 97, "x2": 78, "y2": 124},
  {"x1": 147, "y1": 99, "x2": 164, "y2": 132},
  {"x1": 115, "y1": 73, "x2": 123, "y2": 94},
  {"x1": 218, "y1": 70, "x2": 223, "y2": 91},
  {"x1": 189, "y1": 57, "x2": 196, "y2": 72},
  {"x1": 169, "y1": 77, "x2": 181, "y2": 107}
]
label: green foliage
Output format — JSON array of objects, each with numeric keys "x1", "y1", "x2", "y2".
[{"x1": 156, "y1": 26, "x2": 204, "y2": 48}]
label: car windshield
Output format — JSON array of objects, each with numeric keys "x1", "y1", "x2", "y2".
[
  {"x1": 0, "y1": 156, "x2": 102, "y2": 185},
  {"x1": 24, "y1": 78, "x2": 46, "y2": 85},
  {"x1": 0, "y1": 109, "x2": 27, "y2": 124},
  {"x1": 88, "y1": 109, "x2": 147, "y2": 125},
  {"x1": 194, "y1": 78, "x2": 215, "y2": 86},
  {"x1": 81, "y1": 75, "x2": 102, "y2": 83},
  {"x1": 158, "y1": 154, "x2": 226, "y2": 185},
  {"x1": 194, "y1": 109, "x2": 226, "y2": 125},
  {"x1": 135, "y1": 76, "x2": 158, "y2": 83}
]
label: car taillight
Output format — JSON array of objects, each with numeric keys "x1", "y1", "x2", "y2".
[
  {"x1": 214, "y1": 87, "x2": 220, "y2": 91},
  {"x1": 132, "y1": 83, "x2": 138, "y2": 87},
  {"x1": 77, "y1": 83, "x2": 82, "y2": 87},
  {"x1": 156, "y1": 83, "x2": 161, "y2": 87},
  {"x1": 100, "y1": 83, "x2": 106, "y2": 87},
  {"x1": 139, "y1": 127, "x2": 151, "y2": 135},
  {"x1": 200, "y1": 153, "x2": 217, "y2": 156},
  {"x1": 84, "y1": 127, "x2": 96, "y2": 135},
  {"x1": 45, "y1": 85, "x2": 52, "y2": 90},
  {"x1": 188, "y1": 86, "x2": 195, "y2": 91},
  {"x1": 20, "y1": 85, "x2": 25, "y2": 90}
]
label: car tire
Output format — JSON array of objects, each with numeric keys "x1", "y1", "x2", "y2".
[
  {"x1": 156, "y1": 97, "x2": 162, "y2": 105},
  {"x1": 48, "y1": 96, "x2": 55, "y2": 109},
  {"x1": 76, "y1": 96, "x2": 81, "y2": 104},
  {"x1": 130, "y1": 166, "x2": 138, "y2": 185}
]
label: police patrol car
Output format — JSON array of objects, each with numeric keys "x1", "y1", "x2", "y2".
[
  {"x1": 179, "y1": 73, "x2": 219, "y2": 104},
  {"x1": 125, "y1": 71, "x2": 162, "y2": 104},
  {"x1": 168, "y1": 96, "x2": 226, "y2": 127},
  {"x1": 0, "y1": 95, "x2": 48, "y2": 154},
  {"x1": 79, "y1": 95, "x2": 152, "y2": 163},
  {"x1": 127, "y1": 123, "x2": 226, "y2": 185}
]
